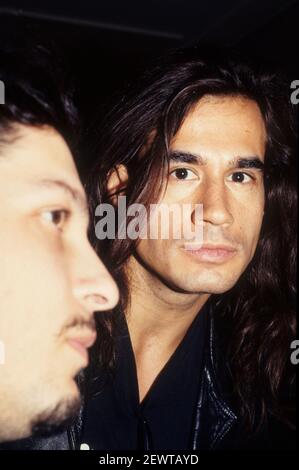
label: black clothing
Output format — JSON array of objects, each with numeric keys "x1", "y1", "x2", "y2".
[
  {"x1": 81, "y1": 303, "x2": 209, "y2": 450},
  {"x1": 2, "y1": 299, "x2": 295, "y2": 450}
]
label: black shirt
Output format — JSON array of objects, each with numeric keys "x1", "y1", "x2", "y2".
[{"x1": 81, "y1": 301, "x2": 210, "y2": 451}]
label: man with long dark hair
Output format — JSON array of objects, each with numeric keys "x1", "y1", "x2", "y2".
[
  {"x1": 83, "y1": 47, "x2": 296, "y2": 451},
  {"x1": 0, "y1": 44, "x2": 119, "y2": 445},
  {"x1": 19, "y1": 47, "x2": 296, "y2": 450}
]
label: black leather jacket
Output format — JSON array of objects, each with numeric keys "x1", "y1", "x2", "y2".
[{"x1": 4, "y1": 304, "x2": 292, "y2": 450}]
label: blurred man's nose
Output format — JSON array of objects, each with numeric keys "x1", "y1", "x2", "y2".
[{"x1": 72, "y1": 240, "x2": 119, "y2": 314}]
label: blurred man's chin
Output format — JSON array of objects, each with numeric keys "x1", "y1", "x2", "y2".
[{"x1": 30, "y1": 394, "x2": 81, "y2": 438}]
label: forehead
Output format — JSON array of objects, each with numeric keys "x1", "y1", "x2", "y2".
[
  {"x1": 0, "y1": 124, "x2": 84, "y2": 191},
  {"x1": 171, "y1": 95, "x2": 266, "y2": 159}
]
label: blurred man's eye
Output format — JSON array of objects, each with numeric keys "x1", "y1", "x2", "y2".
[{"x1": 41, "y1": 209, "x2": 70, "y2": 231}]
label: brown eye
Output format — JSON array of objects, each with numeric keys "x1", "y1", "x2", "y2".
[
  {"x1": 170, "y1": 168, "x2": 197, "y2": 180},
  {"x1": 176, "y1": 169, "x2": 188, "y2": 179},
  {"x1": 228, "y1": 172, "x2": 253, "y2": 183},
  {"x1": 42, "y1": 210, "x2": 69, "y2": 230}
]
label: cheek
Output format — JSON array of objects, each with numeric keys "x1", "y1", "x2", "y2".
[
  {"x1": 3, "y1": 243, "x2": 71, "y2": 330},
  {"x1": 137, "y1": 238, "x2": 160, "y2": 260},
  {"x1": 164, "y1": 181, "x2": 200, "y2": 202},
  {"x1": 237, "y1": 201, "x2": 264, "y2": 254},
  {"x1": 136, "y1": 238, "x2": 173, "y2": 270},
  {"x1": 0, "y1": 227, "x2": 73, "y2": 364}
]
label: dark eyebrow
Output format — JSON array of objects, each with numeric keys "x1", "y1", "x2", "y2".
[
  {"x1": 169, "y1": 150, "x2": 203, "y2": 164},
  {"x1": 234, "y1": 157, "x2": 264, "y2": 171},
  {"x1": 36, "y1": 179, "x2": 89, "y2": 214},
  {"x1": 169, "y1": 150, "x2": 264, "y2": 171}
]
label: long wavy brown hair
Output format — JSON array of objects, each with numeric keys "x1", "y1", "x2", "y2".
[{"x1": 86, "y1": 46, "x2": 297, "y2": 432}]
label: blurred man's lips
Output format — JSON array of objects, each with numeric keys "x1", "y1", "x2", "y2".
[
  {"x1": 67, "y1": 332, "x2": 97, "y2": 364},
  {"x1": 183, "y1": 243, "x2": 237, "y2": 263}
]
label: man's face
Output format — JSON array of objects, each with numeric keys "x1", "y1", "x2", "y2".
[
  {"x1": 0, "y1": 125, "x2": 119, "y2": 442},
  {"x1": 135, "y1": 95, "x2": 266, "y2": 294}
]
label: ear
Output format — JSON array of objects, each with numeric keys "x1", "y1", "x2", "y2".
[{"x1": 107, "y1": 164, "x2": 129, "y2": 206}]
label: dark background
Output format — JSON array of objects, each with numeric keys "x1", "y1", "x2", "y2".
[{"x1": 0, "y1": 0, "x2": 298, "y2": 171}]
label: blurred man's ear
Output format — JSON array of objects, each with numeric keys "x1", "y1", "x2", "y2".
[{"x1": 106, "y1": 164, "x2": 129, "y2": 206}]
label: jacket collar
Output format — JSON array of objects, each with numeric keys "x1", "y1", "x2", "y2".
[{"x1": 191, "y1": 301, "x2": 237, "y2": 450}]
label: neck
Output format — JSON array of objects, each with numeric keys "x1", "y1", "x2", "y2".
[
  {"x1": 124, "y1": 255, "x2": 210, "y2": 402},
  {"x1": 125, "y1": 255, "x2": 209, "y2": 355}
]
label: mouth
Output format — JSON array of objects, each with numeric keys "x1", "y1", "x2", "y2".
[
  {"x1": 183, "y1": 243, "x2": 237, "y2": 263},
  {"x1": 67, "y1": 331, "x2": 97, "y2": 365}
]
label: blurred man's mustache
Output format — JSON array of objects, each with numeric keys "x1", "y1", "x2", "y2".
[{"x1": 61, "y1": 316, "x2": 96, "y2": 335}]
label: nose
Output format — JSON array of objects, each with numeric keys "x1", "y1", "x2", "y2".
[
  {"x1": 72, "y1": 240, "x2": 119, "y2": 314},
  {"x1": 192, "y1": 178, "x2": 234, "y2": 227}
]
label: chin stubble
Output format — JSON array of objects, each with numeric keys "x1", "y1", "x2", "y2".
[{"x1": 30, "y1": 394, "x2": 81, "y2": 438}]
